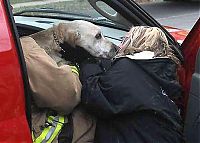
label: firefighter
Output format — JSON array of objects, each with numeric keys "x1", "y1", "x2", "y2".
[{"x1": 20, "y1": 36, "x2": 96, "y2": 143}]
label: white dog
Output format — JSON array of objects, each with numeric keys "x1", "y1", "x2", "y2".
[{"x1": 30, "y1": 20, "x2": 119, "y2": 65}]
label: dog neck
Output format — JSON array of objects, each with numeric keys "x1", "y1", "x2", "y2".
[
  {"x1": 52, "y1": 25, "x2": 64, "y2": 46},
  {"x1": 30, "y1": 27, "x2": 63, "y2": 55}
]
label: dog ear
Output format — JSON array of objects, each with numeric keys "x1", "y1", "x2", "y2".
[{"x1": 57, "y1": 23, "x2": 81, "y2": 47}]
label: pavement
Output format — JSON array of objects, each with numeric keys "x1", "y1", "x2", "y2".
[{"x1": 140, "y1": 1, "x2": 200, "y2": 30}]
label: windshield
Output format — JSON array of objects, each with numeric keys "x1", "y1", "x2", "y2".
[
  {"x1": 10, "y1": 0, "x2": 163, "y2": 28},
  {"x1": 10, "y1": 0, "x2": 162, "y2": 17},
  {"x1": 10, "y1": 0, "x2": 199, "y2": 30},
  {"x1": 11, "y1": 0, "x2": 116, "y2": 18},
  {"x1": 11, "y1": 0, "x2": 125, "y2": 29}
]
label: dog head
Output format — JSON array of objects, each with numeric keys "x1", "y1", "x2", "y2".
[{"x1": 57, "y1": 20, "x2": 119, "y2": 58}]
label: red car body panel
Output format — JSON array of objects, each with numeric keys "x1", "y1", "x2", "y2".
[
  {"x1": 0, "y1": 0, "x2": 31, "y2": 142},
  {"x1": 178, "y1": 18, "x2": 200, "y2": 116}
]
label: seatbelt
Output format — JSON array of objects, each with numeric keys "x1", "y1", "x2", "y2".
[{"x1": 32, "y1": 115, "x2": 65, "y2": 143}]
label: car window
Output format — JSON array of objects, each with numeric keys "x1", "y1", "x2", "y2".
[
  {"x1": 10, "y1": 0, "x2": 160, "y2": 18},
  {"x1": 10, "y1": 0, "x2": 161, "y2": 23},
  {"x1": 10, "y1": 0, "x2": 199, "y2": 31},
  {"x1": 10, "y1": 0, "x2": 126, "y2": 29},
  {"x1": 11, "y1": 0, "x2": 102, "y2": 18}
]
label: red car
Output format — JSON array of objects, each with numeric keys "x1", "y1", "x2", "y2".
[{"x1": 0, "y1": 0, "x2": 199, "y2": 142}]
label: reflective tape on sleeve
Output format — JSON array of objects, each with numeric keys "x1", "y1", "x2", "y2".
[{"x1": 33, "y1": 116, "x2": 65, "y2": 143}]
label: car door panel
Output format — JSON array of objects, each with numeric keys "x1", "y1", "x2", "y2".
[
  {"x1": 178, "y1": 18, "x2": 200, "y2": 143},
  {"x1": 184, "y1": 49, "x2": 200, "y2": 143},
  {"x1": 178, "y1": 18, "x2": 200, "y2": 116},
  {"x1": 0, "y1": 0, "x2": 32, "y2": 142}
]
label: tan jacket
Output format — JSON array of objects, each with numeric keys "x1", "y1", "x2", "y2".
[{"x1": 20, "y1": 37, "x2": 95, "y2": 143}]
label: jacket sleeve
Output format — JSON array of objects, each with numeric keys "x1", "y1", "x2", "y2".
[
  {"x1": 79, "y1": 59, "x2": 125, "y2": 118},
  {"x1": 20, "y1": 37, "x2": 81, "y2": 115}
]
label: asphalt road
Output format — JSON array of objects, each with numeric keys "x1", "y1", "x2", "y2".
[{"x1": 140, "y1": 1, "x2": 200, "y2": 30}]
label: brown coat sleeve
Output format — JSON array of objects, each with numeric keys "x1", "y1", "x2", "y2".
[{"x1": 20, "y1": 36, "x2": 81, "y2": 115}]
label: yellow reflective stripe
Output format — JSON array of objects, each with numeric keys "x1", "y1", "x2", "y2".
[
  {"x1": 70, "y1": 66, "x2": 79, "y2": 76},
  {"x1": 71, "y1": 69, "x2": 79, "y2": 76},
  {"x1": 34, "y1": 126, "x2": 51, "y2": 143},
  {"x1": 32, "y1": 132, "x2": 35, "y2": 142},
  {"x1": 47, "y1": 116, "x2": 55, "y2": 123},
  {"x1": 47, "y1": 116, "x2": 65, "y2": 143},
  {"x1": 33, "y1": 116, "x2": 64, "y2": 143}
]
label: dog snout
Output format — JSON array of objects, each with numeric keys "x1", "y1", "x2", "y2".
[
  {"x1": 112, "y1": 44, "x2": 120, "y2": 53},
  {"x1": 114, "y1": 44, "x2": 120, "y2": 52},
  {"x1": 108, "y1": 44, "x2": 120, "y2": 58}
]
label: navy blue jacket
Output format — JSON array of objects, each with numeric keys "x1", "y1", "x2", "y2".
[{"x1": 80, "y1": 57, "x2": 183, "y2": 143}]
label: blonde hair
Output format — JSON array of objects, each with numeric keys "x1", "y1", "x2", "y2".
[{"x1": 121, "y1": 26, "x2": 180, "y2": 65}]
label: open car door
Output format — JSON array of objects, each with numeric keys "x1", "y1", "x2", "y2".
[
  {"x1": 0, "y1": 0, "x2": 32, "y2": 142},
  {"x1": 180, "y1": 19, "x2": 200, "y2": 143}
]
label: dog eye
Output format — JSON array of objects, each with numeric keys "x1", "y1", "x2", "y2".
[{"x1": 95, "y1": 33, "x2": 102, "y2": 39}]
